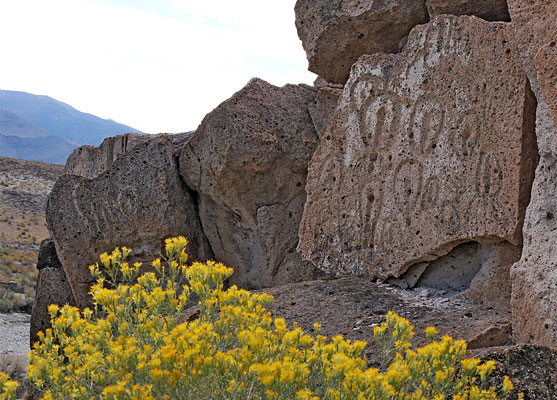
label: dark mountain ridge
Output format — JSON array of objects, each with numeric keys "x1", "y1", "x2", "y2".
[
  {"x1": 0, "y1": 109, "x2": 50, "y2": 138},
  {"x1": 0, "y1": 90, "x2": 142, "y2": 164},
  {"x1": 0, "y1": 134, "x2": 78, "y2": 165}
]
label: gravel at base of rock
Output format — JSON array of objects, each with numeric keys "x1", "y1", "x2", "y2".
[
  {"x1": 0, "y1": 313, "x2": 30, "y2": 356},
  {"x1": 260, "y1": 276, "x2": 511, "y2": 366}
]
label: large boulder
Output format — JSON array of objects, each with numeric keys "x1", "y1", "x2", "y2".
[
  {"x1": 64, "y1": 132, "x2": 192, "y2": 179},
  {"x1": 47, "y1": 136, "x2": 212, "y2": 307},
  {"x1": 30, "y1": 239, "x2": 76, "y2": 348},
  {"x1": 426, "y1": 0, "x2": 510, "y2": 22},
  {"x1": 507, "y1": 0, "x2": 557, "y2": 344},
  {"x1": 180, "y1": 78, "x2": 320, "y2": 290},
  {"x1": 294, "y1": 0, "x2": 429, "y2": 84},
  {"x1": 298, "y1": 17, "x2": 537, "y2": 286}
]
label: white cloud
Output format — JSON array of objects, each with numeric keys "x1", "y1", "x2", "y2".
[{"x1": 0, "y1": 0, "x2": 315, "y2": 133}]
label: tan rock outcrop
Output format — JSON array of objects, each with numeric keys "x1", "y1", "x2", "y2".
[
  {"x1": 298, "y1": 16, "x2": 537, "y2": 282},
  {"x1": 47, "y1": 136, "x2": 212, "y2": 307},
  {"x1": 508, "y1": 0, "x2": 557, "y2": 345},
  {"x1": 180, "y1": 78, "x2": 320, "y2": 290},
  {"x1": 426, "y1": 0, "x2": 510, "y2": 22},
  {"x1": 508, "y1": 0, "x2": 557, "y2": 129},
  {"x1": 64, "y1": 132, "x2": 192, "y2": 179},
  {"x1": 294, "y1": 0, "x2": 429, "y2": 84}
]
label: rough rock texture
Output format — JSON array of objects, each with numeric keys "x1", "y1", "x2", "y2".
[
  {"x1": 64, "y1": 132, "x2": 192, "y2": 179},
  {"x1": 426, "y1": 0, "x2": 510, "y2": 22},
  {"x1": 30, "y1": 239, "x2": 75, "y2": 348},
  {"x1": 308, "y1": 77, "x2": 343, "y2": 139},
  {"x1": 511, "y1": 103, "x2": 557, "y2": 344},
  {"x1": 180, "y1": 78, "x2": 320, "y2": 290},
  {"x1": 298, "y1": 16, "x2": 537, "y2": 283},
  {"x1": 47, "y1": 136, "x2": 212, "y2": 307},
  {"x1": 462, "y1": 242, "x2": 522, "y2": 309},
  {"x1": 294, "y1": 0, "x2": 429, "y2": 84},
  {"x1": 508, "y1": 0, "x2": 557, "y2": 128},
  {"x1": 507, "y1": 0, "x2": 557, "y2": 345},
  {"x1": 473, "y1": 345, "x2": 557, "y2": 399},
  {"x1": 261, "y1": 276, "x2": 512, "y2": 366}
]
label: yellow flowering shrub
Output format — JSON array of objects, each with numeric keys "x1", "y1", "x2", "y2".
[{"x1": 1, "y1": 237, "x2": 520, "y2": 399}]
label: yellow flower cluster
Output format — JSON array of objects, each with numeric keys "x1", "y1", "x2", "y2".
[
  {"x1": 0, "y1": 373, "x2": 18, "y2": 399},
  {"x1": 1, "y1": 237, "x2": 522, "y2": 399}
]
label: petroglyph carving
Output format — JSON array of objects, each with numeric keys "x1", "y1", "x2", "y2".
[
  {"x1": 298, "y1": 16, "x2": 535, "y2": 279},
  {"x1": 47, "y1": 136, "x2": 212, "y2": 308},
  {"x1": 117, "y1": 186, "x2": 140, "y2": 215},
  {"x1": 69, "y1": 185, "x2": 140, "y2": 236}
]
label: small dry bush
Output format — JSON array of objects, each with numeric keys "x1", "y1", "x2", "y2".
[
  {"x1": 0, "y1": 248, "x2": 37, "y2": 313},
  {"x1": 0, "y1": 288, "x2": 28, "y2": 314}
]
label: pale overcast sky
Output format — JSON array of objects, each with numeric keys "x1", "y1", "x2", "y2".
[{"x1": 0, "y1": 0, "x2": 316, "y2": 133}]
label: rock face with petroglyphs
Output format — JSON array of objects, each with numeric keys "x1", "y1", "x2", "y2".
[
  {"x1": 294, "y1": 0, "x2": 429, "y2": 84},
  {"x1": 46, "y1": 136, "x2": 212, "y2": 307},
  {"x1": 507, "y1": 0, "x2": 557, "y2": 344},
  {"x1": 29, "y1": 1, "x2": 557, "y2": 369},
  {"x1": 298, "y1": 16, "x2": 537, "y2": 283},
  {"x1": 180, "y1": 78, "x2": 320, "y2": 290}
]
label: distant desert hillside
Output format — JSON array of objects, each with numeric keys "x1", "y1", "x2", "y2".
[{"x1": 0, "y1": 156, "x2": 63, "y2": 306}]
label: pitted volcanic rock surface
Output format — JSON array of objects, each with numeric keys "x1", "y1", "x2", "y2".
[{"x1": 298, "y1": 16, "x2": 536, "y2": 281}]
